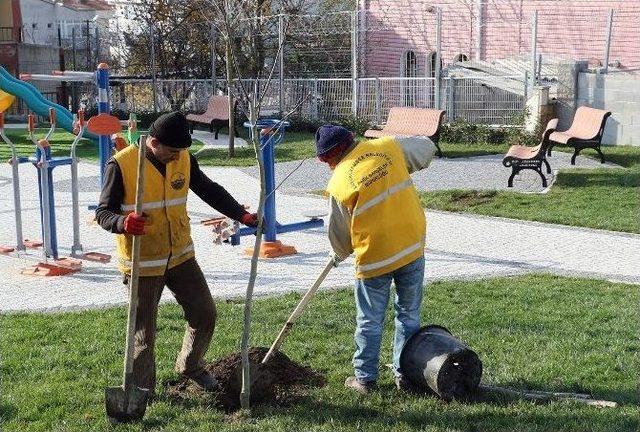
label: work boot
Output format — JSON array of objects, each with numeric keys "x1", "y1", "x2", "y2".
[
  {"x1": 344, "y1": 376, "x2": 376, "y2": 395},
  {"x1": 185, "y1": 371, "x2": 219, "y2": 392}
]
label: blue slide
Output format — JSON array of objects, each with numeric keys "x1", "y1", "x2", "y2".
[{"x1": 0, "y1": 66, "x2": 97, "y2": 140}]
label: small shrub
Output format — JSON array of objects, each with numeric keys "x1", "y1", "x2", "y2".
[
  {"x1": 334, "y1": 115, "x2": 373, "y2": 136},
  {"x1": 285, "y1": 116, "x2": 324, "y2": 133},
  {"x1": 441, "y1": 116, "x2": 538, "y2": 146},
  {"x1": 441, "y1": 119, "x2": 493, "y2": 144},
  {"x1": 286, "y1": 115, "x2": 373, "y2": 136}
]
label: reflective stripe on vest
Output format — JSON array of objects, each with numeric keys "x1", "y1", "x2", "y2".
[
  {"x1": 327, "y1": 137, "x2": 426, "y2": 278},
  {"x1": 114, "y1": 145, "x2": 193, "y2": 276},
  {"x1": 356, "y1": 241, "x2": 422, "y2": 273},
  {"x1": 170, "y1": 243, "x2": 194, "y2": 262},
  {"x1": 120, "y1": 197, "x2": 188, "y2": 212},
  {"x1": 118, "y1": 244, "x2": 194, "y2": 269},
  {"x1": 352, "y1": 178, "x2": 413, "y2": 217}
]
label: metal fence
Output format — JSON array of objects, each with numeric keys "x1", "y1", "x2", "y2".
[
  {"x1": 8, "y1": 2, "x2": 637, "y2": 126},
  {"x1": 81, "y1": 75, "x2": 525, "y2": 126}
]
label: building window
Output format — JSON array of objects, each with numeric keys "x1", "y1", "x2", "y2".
[
  {"x1": 454, "y1": 53, "x2": 469, "y2": 63},
  {"x1": 402, "y1": 50, "x2": 418, "y2": 106},
  {"x1": 426, "y1": 51, "x2": 438, "y2": 78},
  {"x1": 403, "y1": 50, "x2": 417, "y2": 78}
]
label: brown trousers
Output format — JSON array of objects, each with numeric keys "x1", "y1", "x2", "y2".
[{"x1": 127, "y1": 257, "x2": 216, "y2": 393}]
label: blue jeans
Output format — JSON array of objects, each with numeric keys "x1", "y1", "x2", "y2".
[{"x1": 352, "y1": 256, "x2": 425, "y2": 381}]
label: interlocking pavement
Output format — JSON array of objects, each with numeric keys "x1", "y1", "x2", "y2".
[{"x1": 1, "y1": 158, "x2": 637, "y2": 313}]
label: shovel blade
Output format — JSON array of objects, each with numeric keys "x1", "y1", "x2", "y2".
[{"x1": 105, "y1": 385, "x2": 150, "y2": 424}]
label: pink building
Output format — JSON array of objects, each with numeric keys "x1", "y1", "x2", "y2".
[{"x1": 358, "y1": 0, "x2": 640, "y2": 77}]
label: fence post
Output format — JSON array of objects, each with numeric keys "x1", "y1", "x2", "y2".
[
  {"x1": 375, "y1": 77, "x2": 381, "y2": 124},
  {"x1": 279, "y1": 14, "x2": 285, "y2": 115},
  {"x1": 94, "y1": 26, "x2": 100, "y2": 65},
  {"x1": 210, "y1": 22, "x2": 217, "y2": 92},
  {"x1": 602, "y1": 9, "x2": 614, "y2": 73},
  {"x1": 523, "y1": 70, "x2": 528, "y2": 105},
  {"x1": 71, "y1": 28, "x2": 78, "y2": 112},
  {"x1": 351, "y1": 10, "x2": 358, "y2": 116},
  {"x1": 530, "y1": 10, "x2": 538, "y2": 88},
  {"x1": 475, "y1": 0, "x2": 483, "y2": 60},
  {"x1": 85, "y1": 20, "x2": 91, "y2": 70},
  {"x1": 312, "y1": 78, "x2": 319, "y2": 119},
  {"x1": 150, "y1": 21, "x2": 158, "y2": 112},
  {"x1": 435, "y1": 8, "x2": 442, "y2": 110},
  {"x1": 448, "y1": 76, "x2": 455, "y2": 120}
]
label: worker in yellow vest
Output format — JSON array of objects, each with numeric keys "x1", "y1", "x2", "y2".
[
  {"x1": 96, "y1": 112, "x2": 258, "y2": 394},
  {"x1": 315, "y1": 125, "x2": 438, "y2": 395}
]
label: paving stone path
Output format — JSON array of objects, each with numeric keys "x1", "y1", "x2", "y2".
[{"x1": 0, "y1": 155, "x2": 636, "y2": 313}]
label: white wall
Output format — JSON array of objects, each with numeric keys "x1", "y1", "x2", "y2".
[
  {"x1": 20, "y1": 0, "x2": 58, "y2": 45},
  {"x1": 20, "y1": 0, "x2": 101, "y2": 45},
  {"x1": 577, "y1": 72, "x2": 640, "y2": 146}
]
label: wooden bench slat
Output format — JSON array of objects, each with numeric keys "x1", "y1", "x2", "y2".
[
  {"x1": 502, "y1": 118, "x2": 558, "y2": 188},
  {"x1": 364, "y1": 107, "x2": 446, "y2": 156},
  {"x1": 548, "y1": 106, "x2": 611, "y2": 164},
  {"x1": 186, "y1": 95, "x2": 231, "y2": 124}
]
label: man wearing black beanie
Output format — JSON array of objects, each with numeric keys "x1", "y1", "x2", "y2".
[{"x1": 96, "y1": 111, "x2": 257, "y2": 394}]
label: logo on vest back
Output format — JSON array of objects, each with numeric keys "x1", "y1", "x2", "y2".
[{"x1": 170, "y1": 172, "x2": 186, "y2": 190}]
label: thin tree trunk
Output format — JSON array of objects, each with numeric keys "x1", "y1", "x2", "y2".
[
  {"x1": 226, "y1": 40, "x2": 235, "y2": 158},
  {"x1": 239, "y1": 88, "x2": 266, "y2": 410}
]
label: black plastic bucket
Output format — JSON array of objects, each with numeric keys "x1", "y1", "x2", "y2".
[{"x1": 399, "y1": 324, "x2": 482, "y2": 400}]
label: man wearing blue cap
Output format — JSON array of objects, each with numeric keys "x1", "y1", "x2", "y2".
[{"x1": 315, "y1": 125, "x2": 438, "y2": 394}]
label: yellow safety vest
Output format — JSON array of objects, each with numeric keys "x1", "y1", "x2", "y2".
[
  {"x1": 114, "y1": 145, "x2": 194, "y2": 276},
  {"x1": 327, "y1": 137, "x2": 426, "y2": 279}
]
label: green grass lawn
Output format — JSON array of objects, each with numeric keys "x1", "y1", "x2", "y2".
[
  {"x1": 1, "y1": 274, "x2": 638, "y2": 431},
  {"x1": 439, "y1": 141, "x2": 509, "y2": 158},
  {"x1": 193, "y1": 129, "x2": 512, "y2": 167},
  {"x1": 195, "y1": 131, "x2": 317, "y2": 167},
  {"x1": 0, "y1": 128, "x2": 203, "y2": 163},
  {"x1": 420, "y1": 145, "x2": 640, "y2": 233}
]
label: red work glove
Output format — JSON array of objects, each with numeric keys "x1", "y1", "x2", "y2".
[
  {"x1": 123, "y1": 213, "x2": 146, "y2": 235},
  {"x1": 240, "y1": 212, "x2": 258, "y2": 227}
]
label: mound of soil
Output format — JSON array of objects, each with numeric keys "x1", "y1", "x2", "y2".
[{"x1": 165, "y1": 347, "x2": 326, "y2": 411}]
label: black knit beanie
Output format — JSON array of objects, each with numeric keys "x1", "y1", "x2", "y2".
[{"x1": 149, "y1": 111, "x2": 192, "y2": 148}]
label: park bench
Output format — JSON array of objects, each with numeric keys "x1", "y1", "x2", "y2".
[
  {"x1": 186, "y1": 95, "x2": 238, "y2": 139},
  {"x1": 364, "y1": 107, "x2": 446, "y2": 157},
  {"x1": 547, "y1": 106, "x2": 612, "y2": 165},
  {"x1": 502, "y1": 118, "x2": 558, "y2": 188}
]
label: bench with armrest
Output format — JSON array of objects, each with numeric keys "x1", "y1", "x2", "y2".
[
  {"x1": 186, "y1": 95, "x2": 238, "y2": 139},
  {"x1": 547, "y1": 106, "x2": 612, "y2": 164},
  {"x1": 364, "y1": 107, "x2": 446, "y2": 157},
  {"x1": 502, "y1": 118, "x2": 558, "y2": 188}
]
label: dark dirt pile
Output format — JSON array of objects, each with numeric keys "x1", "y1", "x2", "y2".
[{"x1": 165, "y1": 347, "x2": 326, "y2": 411}]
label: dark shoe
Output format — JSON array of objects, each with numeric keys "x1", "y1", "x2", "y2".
[
  {"x1": 185, "y1": 371, "x2": 219, "y2": 392},
  {"x1": 395, "y1": 375, "x2": 416, "y2": 393},
  {"x1": 344, "y1": 376, "x2": 376, "y2": 395}
]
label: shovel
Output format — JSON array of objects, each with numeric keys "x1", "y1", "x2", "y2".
[
  {"x1": 262, "y1": 256, "x2": 337, "y2": 364},
  {"x1": 105, "y1": 136, "x2": 150, "y2": 423}
]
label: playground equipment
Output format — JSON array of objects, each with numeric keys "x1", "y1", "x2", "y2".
[
  {"x1": 0, "y1": 108, "x2": 82, "y2": 275},
  {"x1": 0, "y1": 89, "x2": 15, "y2": 112},
  {"x1": 0, "y1": 112, "x2": 25, "y2": 254},
  {"x1": 0, "y1": 63, "x2": 116, "y2": 186},
  {"x1": 0, "y1": 106, "x2": 111, "y2": 274},
  {"x1": 229, "y1": 119, "x2": 325, "y2": 258}
]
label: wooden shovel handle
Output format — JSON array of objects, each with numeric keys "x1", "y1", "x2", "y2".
[
  {"x1": 262, "y1": 256, "x2": 336, "y2": 364},
  {"x1": 122, "y1": 135, "x2": 146, "y2": 389}
]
